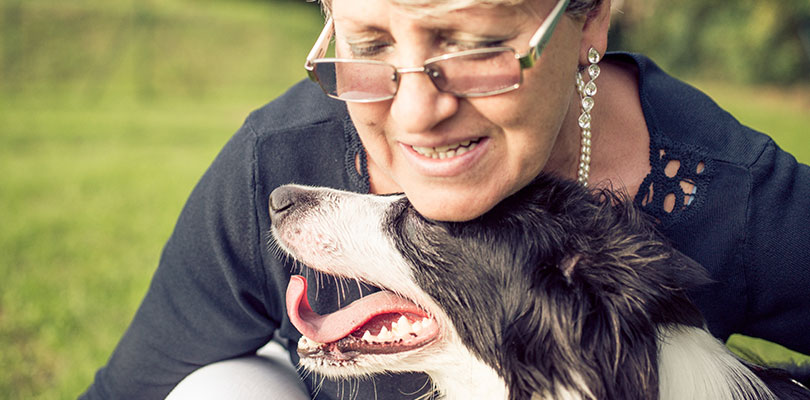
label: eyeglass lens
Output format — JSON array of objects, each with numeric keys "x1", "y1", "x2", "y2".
[{"x1": 312, "y1": 48, "x2": 521, "y2": 102}]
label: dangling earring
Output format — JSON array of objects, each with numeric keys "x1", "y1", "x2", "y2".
[{"x1": 575, "y1": 47, "x2": 600, "y2": 187}]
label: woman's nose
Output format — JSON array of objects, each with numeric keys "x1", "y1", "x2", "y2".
[{"x1": 389, "y1": 70, "x2": 459, "y2": 133}]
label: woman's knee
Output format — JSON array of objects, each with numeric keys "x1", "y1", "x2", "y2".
[{"x1": 166, "y1": 342, "x2": 309, "y2": 400}]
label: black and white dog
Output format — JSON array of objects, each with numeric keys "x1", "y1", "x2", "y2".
[{"x1": 269, "y1": 175, "x2": 809, "y2": 400}]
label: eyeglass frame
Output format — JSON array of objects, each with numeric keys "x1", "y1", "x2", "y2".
[{"x1": 303, "y1": 0, "x2": 571, "y2": 103}]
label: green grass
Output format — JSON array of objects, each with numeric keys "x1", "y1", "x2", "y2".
[
  {"x1": 0, "y1": 99, "x2": 297, "y2": 398},
  {"x1": 0, "y1": 1, "x2": 808, "y2": 398},
  {"x1": 0, "y1": 101, "x2": 230, "y2": 398},
  {"x1": 0, "y1": 0, "x2": 322, "y2": 398}
]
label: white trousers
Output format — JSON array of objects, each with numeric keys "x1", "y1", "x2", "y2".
[{"x1": 166, "y1": 341, "x2": 310, "y2": 400}]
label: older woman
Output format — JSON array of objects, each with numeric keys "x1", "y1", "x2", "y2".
[{"x1": 81, "y1": 0, "x2": 810, "y2": 398}]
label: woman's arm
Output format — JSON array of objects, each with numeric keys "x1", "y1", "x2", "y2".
[
  {"x1": 80, "y1": 122, "x2": 281, "y2": 399},
  {"x1": 740, "y1": 140, "x2": 810, "y2": 365}
]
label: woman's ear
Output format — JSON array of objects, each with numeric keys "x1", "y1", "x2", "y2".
[{"x1": 578, "y1": 0, "x2": 611, "y2": 66}]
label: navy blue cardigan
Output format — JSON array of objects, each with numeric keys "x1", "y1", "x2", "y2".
[{"x1": 82, "y1": 54, "x2": 810, "y2": 399}]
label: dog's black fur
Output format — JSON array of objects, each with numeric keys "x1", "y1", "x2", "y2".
[{"x1": 382, "y1": 174, "x2": 808, "y2": 400}]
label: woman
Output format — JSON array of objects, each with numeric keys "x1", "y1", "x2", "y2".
[{"x1": 81, "y1": 0, "x2": 810, "y2": 398}]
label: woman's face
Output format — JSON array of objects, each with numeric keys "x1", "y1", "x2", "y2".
[{"x1": 331, "y1": 0, "x2": 584, "y2": 221}]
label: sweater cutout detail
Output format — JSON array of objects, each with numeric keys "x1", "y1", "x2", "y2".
[{"x1": 635, "y1": 134, "x2": 713, "y2": 228}]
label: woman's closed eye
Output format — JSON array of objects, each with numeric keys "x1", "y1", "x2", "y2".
[
  {"x1": 436, "y1": 30, "x2": 514, "y2": 53},
  {"x1": 348, "y1": 41, "x2": 394, "y2": 59}
]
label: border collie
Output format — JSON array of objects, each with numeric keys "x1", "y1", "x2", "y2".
[{"x1": 269, "y1": 174, "x2": 809, "y2": 400}]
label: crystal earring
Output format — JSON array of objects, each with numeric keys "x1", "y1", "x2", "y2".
[{"x1": 575, "y1": 47, "x2": 600, "y2": 187}]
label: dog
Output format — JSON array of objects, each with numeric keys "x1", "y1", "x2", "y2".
[{"x1": 269, "y1": 174, "x2": 810, "y2": 400}]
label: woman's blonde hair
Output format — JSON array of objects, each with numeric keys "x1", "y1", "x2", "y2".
[{"x1": 317, "y1": 0, "x2": 602, "y2": 19}]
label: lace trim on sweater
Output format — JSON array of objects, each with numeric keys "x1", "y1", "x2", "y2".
[
  {"x1": 634, "y1": 134, "x2": 713, "y2": 228},
  {"x1": 344, "y1": 115, "x2": 371, "y2": 193}
]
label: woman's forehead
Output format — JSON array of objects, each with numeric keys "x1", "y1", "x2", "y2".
[
  {"x1": 331, "y1": 8, "x2": 543, "y2": 43},
  {"x1": 330, "y1": 0, "x2": 545, "y2": 30},
  {"x1": 389, "y1": 0, "x2": 528, "y2": 14},
  {"x1": 327, "y1": 0, "x2": 538, "y2": 18}
]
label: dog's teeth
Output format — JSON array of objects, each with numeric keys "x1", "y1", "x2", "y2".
[
  {"x1": 357, "y1": 317, "x2": 437, "y2": 344},
  {"x1": 377, "y1": 326, "x2": 392, "y2": 341},
  {"x1": 299, "y1": 336, "x2": 322, "y2": 348},
  {"x1": 392, "y1": 316, "x2": 413, "y2": 337}
]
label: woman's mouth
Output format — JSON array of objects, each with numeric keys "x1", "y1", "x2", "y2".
[
  {"x1": 410, "y1": 138, "x2": 482, "y2": 160},
  {"x1": 399, "y1": 136, "x2": 489, "y2": 178}
]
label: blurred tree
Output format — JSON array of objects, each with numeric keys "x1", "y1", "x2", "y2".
[{"x1": 609, "y1": 0, "x2": 810, "y2": 84}]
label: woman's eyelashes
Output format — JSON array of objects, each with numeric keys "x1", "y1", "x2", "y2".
[
  {"x1": 439, "y1": 39, "x2": 503, "y2": 53},
  {"x1": 437, "y1": 30, "x2": 514, "y2": 52},
  {"x1": 349, "y1": 42, "x2": 393, "y2": 58}
]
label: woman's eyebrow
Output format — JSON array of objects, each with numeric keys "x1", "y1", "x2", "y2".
[
  {"x1": 338, "y1": 30, "x2": 389, "y2": 44},
  {"x1": 436, "y1": 29, "x2": 519, "y2": 43}
]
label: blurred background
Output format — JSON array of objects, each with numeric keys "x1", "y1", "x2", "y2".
[{"x1": 0, "y1": 0, "x2": 808, "y2": 398}]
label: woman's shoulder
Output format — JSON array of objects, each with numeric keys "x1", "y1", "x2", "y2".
[
  {"x1": 244, "y1": 78, "x2": 348, "y2": 137},
  {"x1": 613, "y1": 52, "x2": 773, "y2": 170},
  {"x1": 623, "y1": 53, "x2": 809, "y2": 219},
  {"x1": 221, "y1": 79, "x2": 367, "y2": 193}
]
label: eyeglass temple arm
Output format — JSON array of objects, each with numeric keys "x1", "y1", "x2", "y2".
[
  {"x1": 519, "y1": 0, "x2": 570, "y2": 69},
  {"x1": 305, "y1": 17, "x2": 335, "y2": 79}
]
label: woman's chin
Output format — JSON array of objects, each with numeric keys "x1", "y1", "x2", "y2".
[{"x1": 406, "y1": 192, "x2": 499, "y2": 222}]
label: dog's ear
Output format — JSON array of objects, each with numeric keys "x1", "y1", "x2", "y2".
[
  {"x1": 559, "y1": 254, "x2": 581, "y2": 285},
  {"x1": 501, "y1": 243, "x2": 708, "y2": 400},
  {"x1": 500, "y1": 256, "x2": 662, "y2": 400}
]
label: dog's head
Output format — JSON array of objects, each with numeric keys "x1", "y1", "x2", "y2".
[{"x1": 270, "y1": 174, "x2": 709, "y2": 400}]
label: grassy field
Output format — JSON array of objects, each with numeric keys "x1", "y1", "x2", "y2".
[
  {"x1": 0, "y1": 1, "x2": 808, "y2": 398},
  {"x1": 0, "y1": 1, "x2": 323, "y2": 398}
]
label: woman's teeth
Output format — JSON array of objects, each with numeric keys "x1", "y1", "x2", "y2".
[{"x1": 411, "y1": 139, "x2": 479, "y2": 159}]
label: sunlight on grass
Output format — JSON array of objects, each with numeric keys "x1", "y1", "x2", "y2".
[
  {"x1": 0, "y1": 100, "x2": 247, "y2": 398},
  {"x1": 0, "y1": 0, "x2": 323, "y2": 397}
]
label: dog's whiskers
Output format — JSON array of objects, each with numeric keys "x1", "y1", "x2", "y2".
[
  {"x1": 401, "y1": 376, "x2": 436, "y2": 400},
  {"x1": 352, "y1": 377, "x2": 362, "y2": 400},
  {"x1": 370, "y1": 376, "x2": 379, "y2": 400},
  {"x1": 303, "y1": 370, "x2": 325, "y2": 399},
  {"x1": 336, "y1": 275, "x2": 348, "y2": 309},
  {"x1": 355, "y1": 279, "x2": 366, "y2": 299}
]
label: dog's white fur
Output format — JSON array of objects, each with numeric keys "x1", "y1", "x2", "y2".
[
  {"x1": 272, "y1": 185, "x2": 778, "y2": 400},
  {"x1": 657, "y1": 325, "x2": 774, "y2": 400}
]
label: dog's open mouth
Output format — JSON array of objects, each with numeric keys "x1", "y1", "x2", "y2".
[{"x1": 286, "y1": 275, "x2": 439, "y2": 362}]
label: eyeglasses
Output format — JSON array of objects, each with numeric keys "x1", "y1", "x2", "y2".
[{"x1": 304, "y1": 0, "x2": 570, "y2": 103}]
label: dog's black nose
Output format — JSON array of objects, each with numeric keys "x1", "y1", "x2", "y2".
[
  {"x1": 269, "y1": 186, "x2": 297, "y2": 218},
  {"x1": 269, "y1": 185, "x2": 316, "y2": 223}
]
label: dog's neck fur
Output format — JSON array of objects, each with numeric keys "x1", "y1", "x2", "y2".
[
  {"x1": 426, "y1": 325, "x2": 776, "y2": 400},
  {"x1": 425, "y1": 343, "x2": 508, "y2": 400},
  {"x1": 657, "y1": 325, "x2": 776, "y2": 400}
]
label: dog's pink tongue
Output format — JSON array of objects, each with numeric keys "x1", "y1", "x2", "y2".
[{"x1": 286, "y1": 275, "x2": 425, "y2": 344}]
